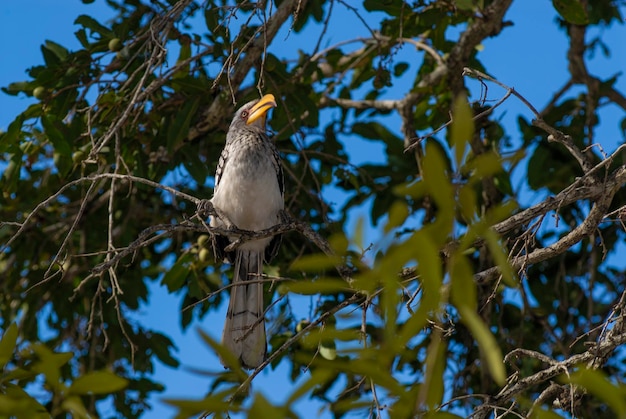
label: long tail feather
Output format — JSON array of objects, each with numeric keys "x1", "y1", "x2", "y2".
[{"x1": 221, "y1": 250, "x2": 266, "y2": 369}]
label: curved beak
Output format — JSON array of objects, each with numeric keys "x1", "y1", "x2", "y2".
[{"x1": 246, "y1": 94, "x2": 277, "y2": 125}]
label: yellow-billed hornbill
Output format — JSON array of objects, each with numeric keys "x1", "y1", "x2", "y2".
[{"x1": 210, "y1": 94, "x2": 283, "y2": 369}]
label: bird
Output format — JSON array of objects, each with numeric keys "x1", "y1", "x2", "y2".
[{"x1": 210, "y1": 94, "x2": 283, "y2": 369}]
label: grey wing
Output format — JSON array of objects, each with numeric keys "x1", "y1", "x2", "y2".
[
  {"x1": 265, "y1": 143, "x2": 283, "y2": 263},
  {"x1": 271, "y1": 144, "x2": 284, "y2": 196},
  {"x1": 212, "y1": 147, "x2": 231, "y2": 262},
  {"x1": 214, "y1": 146, "x2": 229, "y2": 192}
]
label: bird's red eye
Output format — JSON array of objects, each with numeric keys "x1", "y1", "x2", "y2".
[{"x1": 241, "y1": 110, "x2": 249, "y2": 119}]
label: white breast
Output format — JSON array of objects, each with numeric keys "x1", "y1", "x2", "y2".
[{"x1": 210, "y1": 143, "x2": 283, "y2": 252}]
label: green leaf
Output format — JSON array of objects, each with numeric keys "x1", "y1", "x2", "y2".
[
  {"x1": 196, "y1": 329, "x2": 247, "y2": 381},
  {"x1": 529, "y1": 408, "x2": 568, "y2": 419},
  {"x1": 75, "y1": 28, "x2": 90, "y2": 49},
  {"x1": 552, "y1": 0, "x2": 589, "y2": 24},
  {"x1": 1, "y1": 82, "x2": 32, "y2": 96},
  {"x1": 363, "y1": 0, "x2": 404, "y2": 16},
  {"x1": 1, "y1": 153, "x2": 22, "y2": 193},
  {"x1": 394, "y1": 62, "x2": 409, "y2": 77},
  {"x1": 2, "y1": 367, "x2": 38, "y2": 382},
  {"x1": 167, "y1": 98, "x2": 200, "y2": 152},
  {"x1": 290, "y1": 253, "x2": 342, "y2": 272},
  {"x1": 61, "y1": 395, "x2": 91, "y2": 419},
  {"x1": 458, "y1": 184, "x2": 477, "y2": 221},
  {"x1": 353, "y1": 215, "x2": 365, "y2": 250},
  {"x1": 150, "y1": 333, "x2": 180, "y2": 368},
  {"x1": 0, "y1": 394, "x2": 43, "y2": 417},
  {"x1": 43, "y1": 40, "x2": 69, "y2": 62},
  {"x1": 165, "y1": 391, "x2": 239, "y2": 419},
  {"x1": 41, "y1": 115, "x2": 72, "y2": 156},
  {"x1": 74, "y1": 15, "x2": 115, "y2": 38},
  {"x1": 423, "y1": 413, "x2": 465, "y2": 419},
  {"x1": 2, "y1": 384, "x2": 48, "y2": 417},
  {"x1": 455, "y1": 0, "x2": 476, "y2": 11},
  {"x1": 463, "y1": 152, "x2": 504, "y2": 180},
  {"x1": 396, "y1": 232, "x2": 442, "y2": 349},
  {"x1": 458, "y1": 306, "x2": 506, "y2": 385},
  {"x1": 284, "y1": 278, "x2": 348, "y2": 295},
  {"x1": 483, "y1": 228, "x2": 517, "y2": 288},
  {"x1": 181, "y1": 148, "x2": 210, "y2": 185},
  {"x1": 384, "y1": 200, "x2": 409, "y2": 234},
  {"x1": 30, "y1": 344, "x2": 74, "y2": 390},
  {"x1": 422, "y1": 141, "x2": 455, "y2": 234},
  {"x1": 351, "y1": 121, "x2": 400, "y2": 143},
  {"x1": 173, "y1": 37, "x2": 192, "y2": 79},
  {"x1": 0, "y1": 323, "x2": 18, "y2": 369},
  {"x1": 287, "y1": 368, "x2": 335, "y2": 404},
  {"x1": 249, "y1": 393, "x2": 286, "y2": 417},
  {"x1": 0, "y1": 115, "x2": 24, "y2": 153},
  {"x1": 450, "y1": 94, "x2": 474, "y2": 168},
  {"x1": 450, "y1": 254, "x2": 477, "y2": 312},
  {"x1": 68, "y1": 371, "x2": 128, "y2": 395},
  {"x1": 321, "y1": 356, "x2": 405, "y2": 395},
  {"x1": 161, "y1": 253, "x2": 192, "y2": 292},
  {"x1": 423, "y1": 334, "x2": 446, "y2": 408}
]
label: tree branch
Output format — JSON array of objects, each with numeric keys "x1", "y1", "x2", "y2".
[
  {"x1": 187, "y1": 0, "x2": 309, "y2": 142},
  {"x1": 471, "y1": 287, "x2": 626, "y2": 418}
]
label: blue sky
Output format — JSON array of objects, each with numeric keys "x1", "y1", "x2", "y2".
[{"x1": 1, "y1": 1, "x2": 626, "y2": 418}]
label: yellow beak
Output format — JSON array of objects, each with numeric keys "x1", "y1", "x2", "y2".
[{"x1": 246, "y1": 94, "x2": 277, "y2": 125}]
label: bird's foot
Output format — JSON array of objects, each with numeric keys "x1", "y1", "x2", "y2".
[
  {"x1": 278, "y1": 209, "x2": 291, "y2": 224},
  {"x1": 198, "y1": 199, "x2": 237, "y2": 229},
  {"x1": 197, "y1": 199, "x2": 215, "y2": 219}
]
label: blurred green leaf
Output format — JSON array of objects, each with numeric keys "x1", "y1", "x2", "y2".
[
  {"x1": 290, "y1": 253, "x2": 342, "y2": 272},
  {"x1": 69, "y1": 371, "x2": 129, "y2": 395},
  {"x1": 61, "y1": 395, "x2": 91, "y2": 419},
  {"x1": 74, "y1": 14, "x2": 115, "y2": 38},
  {"x1": 450, "y1": 94, "x2": 473, "y2": 168},
  {"x1": 161, "y1": 253, "x2": 192, "y2": 292},
  {"x1": 552, "y1": 0, "x2": 589, "y2": 24},
  {"x1": 384, "y1": 200, "x2": 409, "y2": 234},
  {"x1": 530, "y1": 408, "x2": 569, "y2": 419},
  {"x1": 165, "y1": 388, "x2": 239, "y2": 419},
  {"x1": 167, "y1": 98, "x2": 200, "y2": 152},
  {"x1": 43, "y1": 40, "x2": 69, "y2": 62},
  {"x1": 249, "y1": 393, "x2": 286, "y2": 417},
  {"x1": 0, "y1": 115, "x2": 24, "y2": 152},
  {"x1": 458, "y1": 183, "x2": 478, "y2": 221},
  {"x1": 397, "y1": 232, "x2": 442, "y2": 348},
  {"x1": 0, "y1": 323, "x2": 18, "y2": 369},
  {"x1": 423, "y1": 334, "x2": 446, "y2": 408},
  {"x1": 41, "y1": 115, "x2": 72, "y2": 156},
  {"x1": 196, "y1": 329, "x2": 247, "y2": 381},
  {"x1": 0, "y1": 393, "x2": 46, "y2": 417},
  {"x1": 363, "y1": 0, "x2": 405, "y2": 15},
  {"x1": 458, "y1": 306, "x2": 506, "y2": 385},
  {"x1": 351, "y1": 121, "x2": 400, "y2": 143},
  {"x1": 284, "y1": 278, "x2": 349, "y2": 295},
  {"x1": 483, "y1": 228, "x2": 517, "y2": 287},
  {"x1": 287, "y1": 368, "x2": 335, "y2": 404},
  {"x1": 30, "y1": 344, "x2": 73, "y2": 390},
  {"x1": 450, "y1": 254, "x2": 477, "y2": 312}
]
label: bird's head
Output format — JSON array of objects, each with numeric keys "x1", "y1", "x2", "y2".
[{"x1": 231, "y1": 94, "x2": 277, "y2": 132}]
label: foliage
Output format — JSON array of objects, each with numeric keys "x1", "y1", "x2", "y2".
[{"x1": 1, "y1": 0, "x2": 626, "y2": 418}]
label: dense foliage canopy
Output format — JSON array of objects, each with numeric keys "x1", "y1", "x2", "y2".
[{"x1": 1, "y1": 0, "x2": 626, "y2": 418}]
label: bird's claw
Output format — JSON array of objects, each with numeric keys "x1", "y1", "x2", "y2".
[{"x1": 197, "y1": 199, "x2": 215, "y2": 219}]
